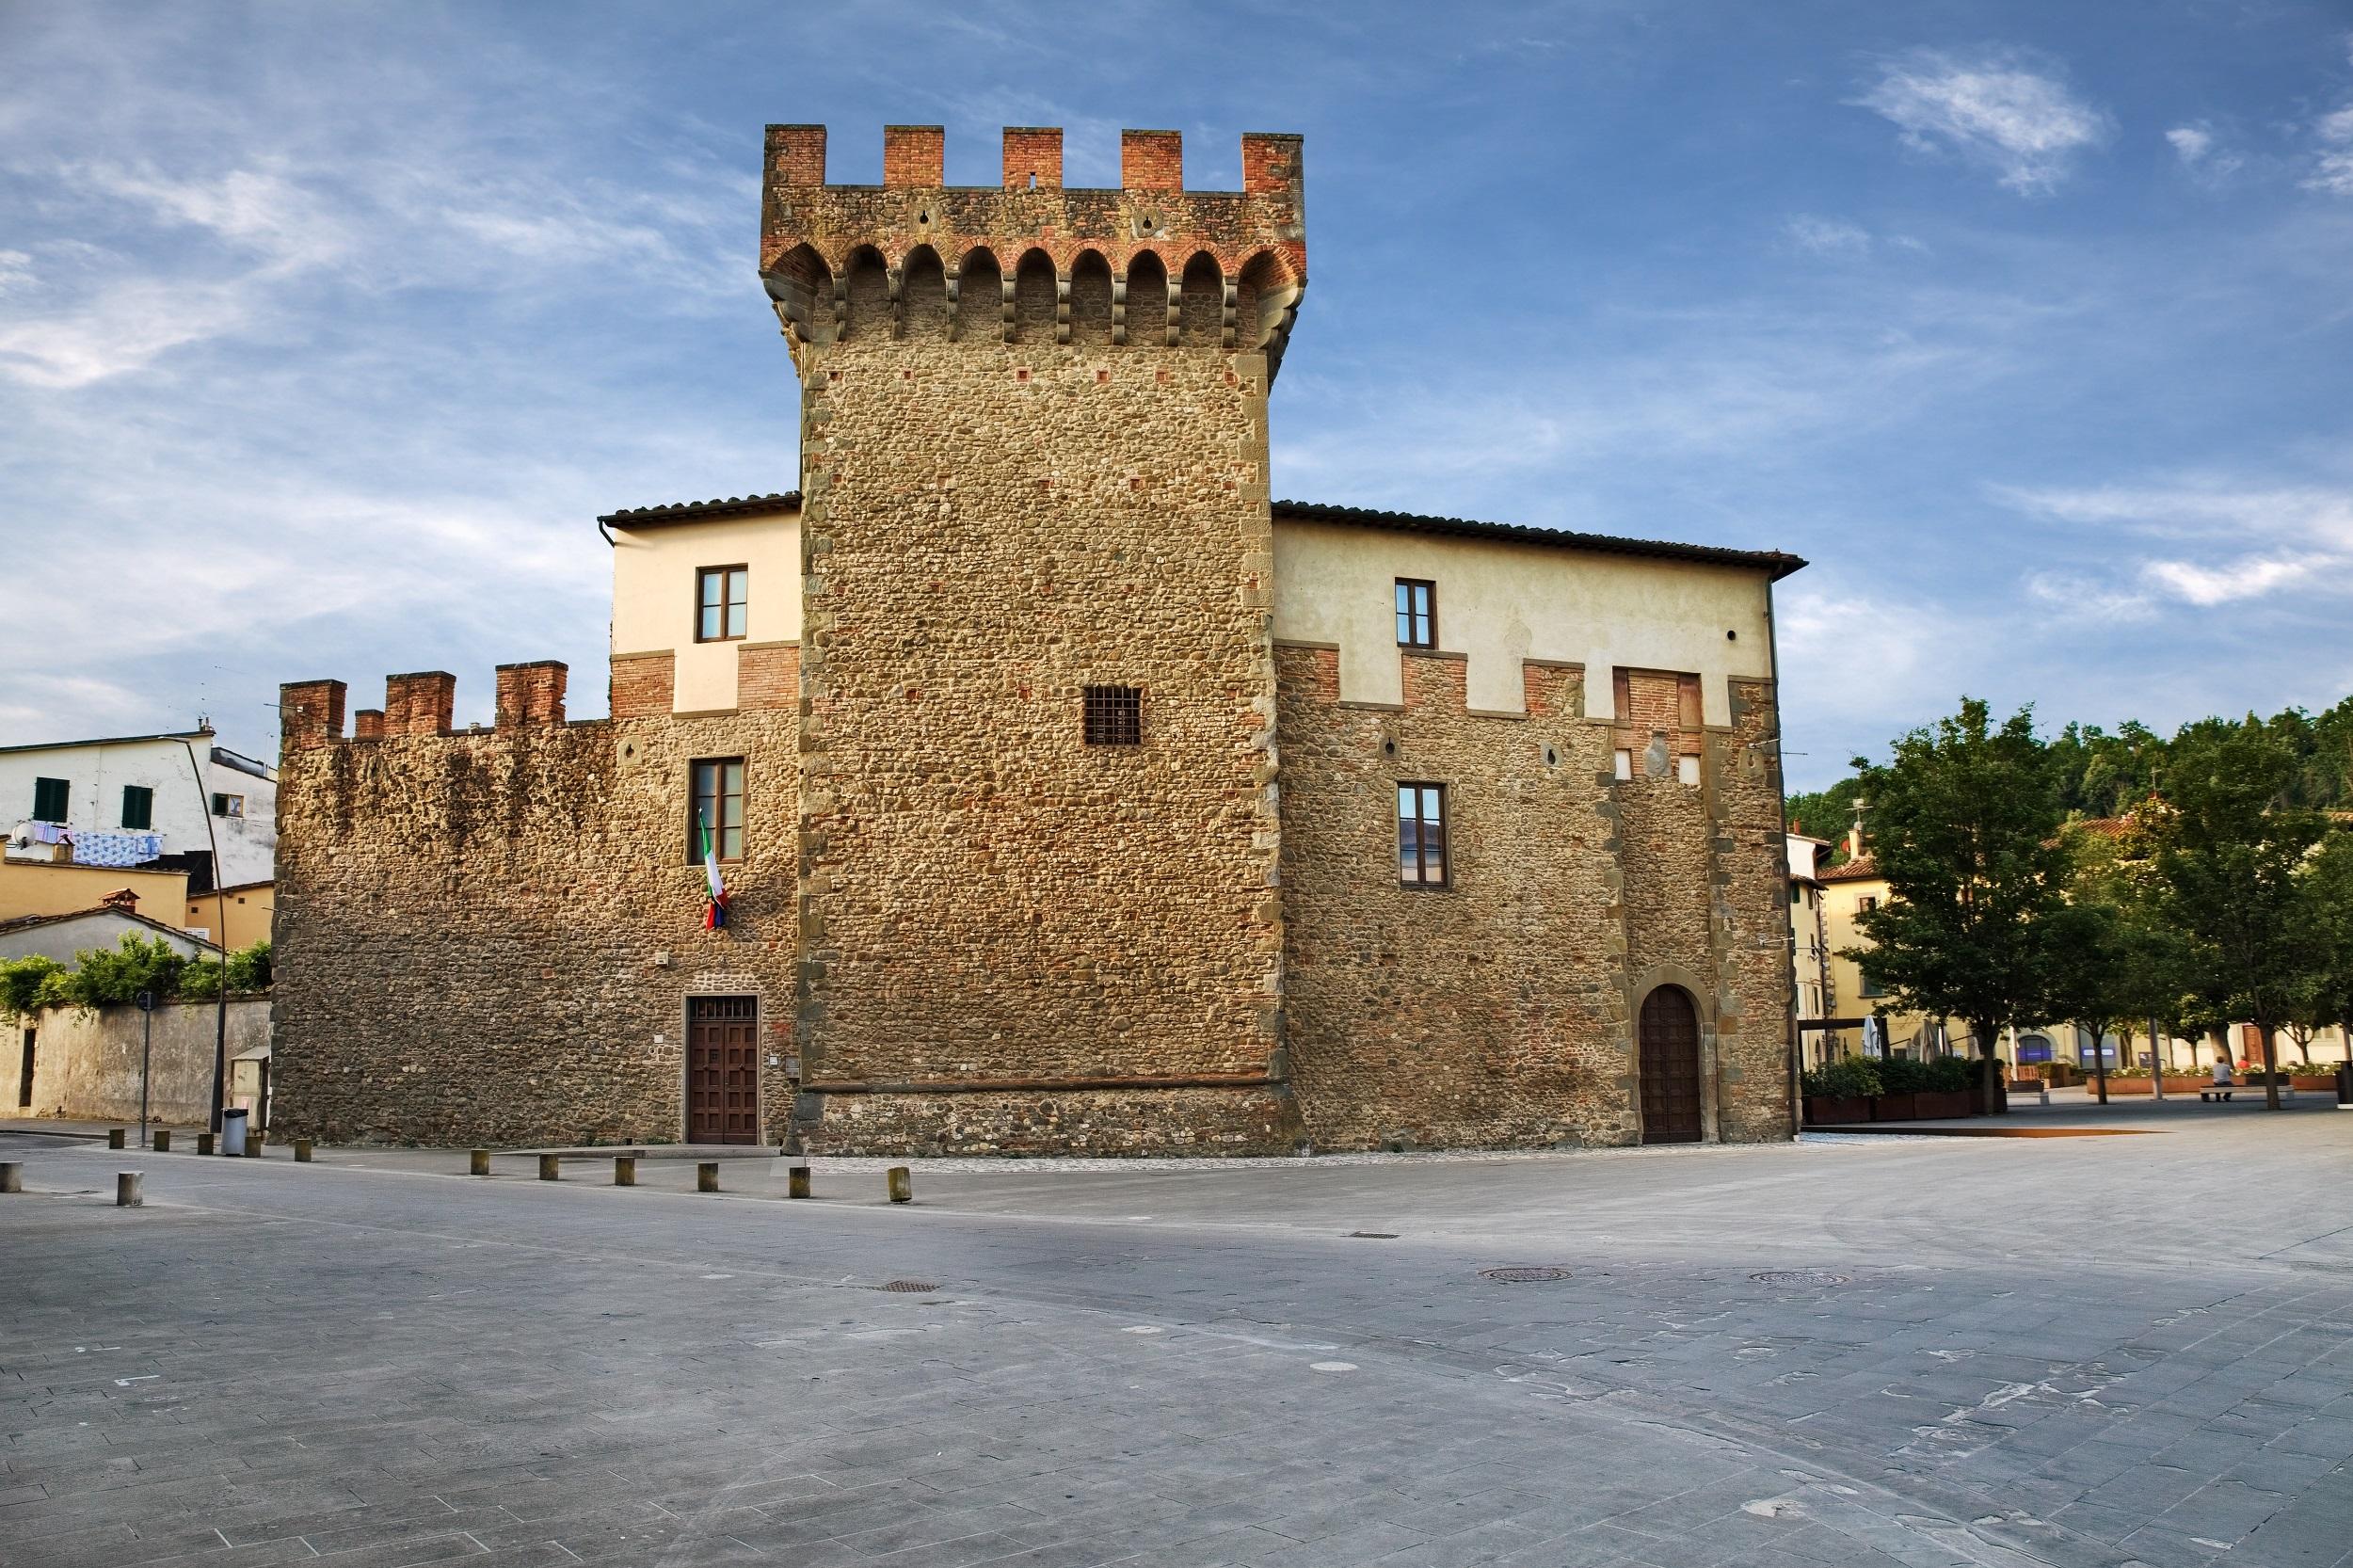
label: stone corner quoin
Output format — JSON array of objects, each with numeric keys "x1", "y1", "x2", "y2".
[{"x1": 267, "y1": 120, "x2": 1801, "y2": 1157}]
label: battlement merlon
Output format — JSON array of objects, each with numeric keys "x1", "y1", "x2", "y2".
[
  {"x1": 278, "y1": 663, "x2": 571, "y2": 754},
  {"x1": 760, "y1": 123, "x2": 1306, "y2": 375}
]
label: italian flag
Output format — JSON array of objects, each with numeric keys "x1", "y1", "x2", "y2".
[{"x1": 698, "y1": 810, "x2": 728, "y2": 930}]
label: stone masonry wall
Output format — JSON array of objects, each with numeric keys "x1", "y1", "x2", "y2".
[
  {"x1": 776, "y1": 123, "x2": 1310, "y2": 1155},
  {"x1": 791, "y1": 338, "x2": 1298, "y2": 1154},
  {"x1": 271, "y1": 666, "x2": 801, "y2": 1147},
  {"x1": 1277, "y1": 643, "x2": 1794, "y2": 1149},
  {"x1": 1277, "y1": 645, "x2": 1636, "y2": 1150}
]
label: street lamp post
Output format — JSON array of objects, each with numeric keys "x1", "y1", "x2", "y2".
[{"x1": 174, "y1": 739, "x2": 232, "y2": 1136}]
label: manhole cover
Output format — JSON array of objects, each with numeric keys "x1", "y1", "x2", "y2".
[
  {"x1": 1479, "y1": 1266, "x2": 1571, "y2": 1283},
  {"x1": 876, "y1": 1280, "x2": 938, "y2": 1293},
  {"x1": 1750, "y1": 1270, "x2": 1850, "y2": 1287}
]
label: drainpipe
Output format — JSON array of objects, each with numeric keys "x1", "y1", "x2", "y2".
[{"x1": 1764, "y1": 576, "x2": 1799, "y2": 1139}]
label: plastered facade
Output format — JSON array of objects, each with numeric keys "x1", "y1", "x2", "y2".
[{"x1": 269, "y1": 122, "x2": 1801, "y2": 1154}]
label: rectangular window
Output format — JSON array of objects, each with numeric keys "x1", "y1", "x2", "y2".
[
  {"x1": 211, "y1": 792, "x2": 245, "y2": 819},
  {"x1": 1397, "y1": 782, "x2": 1449, "y2": 888},
  {"x1": 1856, "y1": 895, "x2": 1878, "y2": 913},
  {"x1": 31, "y1": 777, "x2": 68, "y2": 824},
  {"x1": 120, "y1": 785, "x2": 153, "y2": 830},
  {"x1": 1395, "y1": 579, "x2": 1435, "y2": 648},
  {"x1": 1860, "y1": 975, "x2": 1885, "y2": 999},
  {"x1": 690, "y1": 759, "x2": 745, "y2": 862},
  {"x1": 1082, "y1": 685, "x2": 1142, "y2": 746},
  {"x1": 696, "y1": 566, "x2": 749, "y2": 642}
]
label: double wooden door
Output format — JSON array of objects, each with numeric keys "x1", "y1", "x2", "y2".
[
  {"x1": 1638, "y1": 986, "x2": 1704, "y2": 1144},
  {"x1": 686, "y1": 996, "x2": 760, "y2": 1144}
]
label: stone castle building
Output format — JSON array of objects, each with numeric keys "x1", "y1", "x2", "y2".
[{"x1": 271, "y1": 123, "x2": 1806, "y2": 1155}]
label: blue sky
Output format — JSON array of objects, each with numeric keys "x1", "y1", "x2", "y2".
[{"x1": 4, "y1": 2, "x2": 2350, "y2": 790}]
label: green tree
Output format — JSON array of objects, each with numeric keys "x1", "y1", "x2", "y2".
[
  {"x1": 2150, "y1": 717, "x2": 2336, "y2": 1110},
  {"x1": 51, "y1": 934, "x2": 189, "y2": 1012},
  {"x1": 0, "y1": 955, "x2": 65, "y2": 1019},
  {"x1": 1845, "y1": 698, "x2": 2073, "y2": 1062},
  {"x1": 1785, "y1": 776, "x2": 1864, "y2": 856},
  {"x1": 2048, "y1": 818, "x2": 2200, "y2": 1094}
]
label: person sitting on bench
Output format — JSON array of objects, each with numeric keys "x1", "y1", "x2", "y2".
[{"x1": 2203, "y1": 1060, "x2": 2234, "y2": 1102}]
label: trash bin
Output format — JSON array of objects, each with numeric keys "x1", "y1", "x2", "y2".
[{"x1": 222, "y1": 1108, "x2": 248, "y2": 1156}]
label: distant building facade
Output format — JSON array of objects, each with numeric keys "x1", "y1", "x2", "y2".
[{"x1": 271, "y1": 122, "x2": 1807, "y2": 1155}]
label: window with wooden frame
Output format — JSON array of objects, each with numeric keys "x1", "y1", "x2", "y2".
[
  {"x1": 30, "y1": 776, "x2": 68, "y2": 824},
  {"x1": 695, "y1": 566, "x2": 749, "y2": 643},
  {"x1": 1395, "y1": 579, "x2": 1436, "y2": 648},
  {"x1": 211, "y1": 792, "x2": 245, "y2": 819},
  {"x1": 1397, "y1": 782, "x2": 1449, "y2": 888},
  {"x1": 1082, "y1": 685, "x2": 1142, "y2": 746},
  {"x1": 689, "y1": 759, "x2": 745, "y2": 862},
  {"x1": 120, "y1": 785, "x2": 153, "y2": 830}
]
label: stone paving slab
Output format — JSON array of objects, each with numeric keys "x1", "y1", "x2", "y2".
[{"x1": 5, "y1": 1107, "x2": 2353, "y2": 1566}]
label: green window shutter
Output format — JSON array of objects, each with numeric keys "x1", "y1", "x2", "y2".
[
  {"x1": 120, "y1": 785, "x2": 153, "y2": 830},
  {"x1": 31, "y1": 777, "x2": 69, "y2": 824}
]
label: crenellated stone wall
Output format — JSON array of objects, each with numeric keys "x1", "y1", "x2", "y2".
[{"x1": 270, "y1": 664, "x2": 803, "y2": 1147}]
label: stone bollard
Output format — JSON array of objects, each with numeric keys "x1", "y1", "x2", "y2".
[
  {"x1": 243, "y1": 1132, "x2": 262, "y2": 1158},
  {"x1": 538, "y1": 1154, "x2": 560, "y2": 1181},
  {"x1": 887, "y1": 1166, "x2": 912, "y2": 1204},
  {"x1": 107, "y1": 1128, "x2": 126, "y2": 1150},
  {"x1": 787, "y1": 1164, "x2": 811, "y2": 1200},
  {"x1": 471, "y1": 1148, "x2": 491, "y2": 1176},
  {"x1": 116, "y1": 1171, "x2": 141, "y2": 1208},
  {"x1": 1, "y1": 1161, "x2": 21, "y2": 1193},
  {"x1": 295, "y1": 1138, "x2": 313, "y2": 1163},
  {"x1": 196, "y1": 1131, "x2": 215, "y2": 1157},
  {"x1": 153, "y1": 1130, "x2": 171, "y2": 1153},
  {"x1": 615, "y1": 1155, "x2": 635, "y2": 1187},
  {"x1": 696, "y1": 1161, "x2": 719, "y2": 1193}
]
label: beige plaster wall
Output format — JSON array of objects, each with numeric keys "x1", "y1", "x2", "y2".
[
  {"x1": 183, "y1": 883, "x2": 273, "y2": 951},
  {"x1": 0, "y1": 860, "x2": 190, "y2": 924},
  {"x1": 609, "y1": 511, "x2": 801, "y2": 713},
  {"x1": 1271, "y1": 520, "x2": 1774, "y2": 722},
  {"x1": 14, "y1": 998, "x2": 270, "y2": 1125}
]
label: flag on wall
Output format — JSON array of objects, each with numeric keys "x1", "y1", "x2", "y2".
[{"x1": 698, "y1": 811, "x2": 728, "y2": 930}]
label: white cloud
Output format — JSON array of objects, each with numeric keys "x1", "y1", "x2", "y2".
[
  {"x1": 2165, "y1": 121, "x2": 2244, "y2": 185},
  {"x1": 1998, "y1": 479, "x2": 2353, "y2": 611},
  {"x1": 1857, "y1": 51, "x2": 2110, "y2": 194},
  {"x1": 2320, "y1": 107, "x2": 2353, "y2": 145},
  {"x1": 1783, "y1": 215, "x2": 1872, "y2": 255},
  {"x1": 2140, "y1": 555, "x2": 2313, "y2": 604},
  {"x1": 0, "y1": 250, "x2": 33, "y2": 296},
  {"x1": 2024, "y1": 570, "x2": 2152, "y2": 619},
  {"x1": 2309, "y1": 152, "x2": 2353, "y2": 197}
]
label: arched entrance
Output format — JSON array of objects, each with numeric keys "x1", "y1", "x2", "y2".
[{"x1": 1638, "y1": 985, "x2": 1703, "y2": 1144}]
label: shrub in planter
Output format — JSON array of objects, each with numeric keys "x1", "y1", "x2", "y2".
[
  {"x1": 1805, "y1": 1096, "x2": 1873, "y2": 1125},
  {"x1": 1802, "y1": 1058, "x2": 1883, "y2": 1099}
]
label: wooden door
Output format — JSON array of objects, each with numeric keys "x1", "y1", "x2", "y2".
[
  {"x1": 1638, "y1": 986, "x2": 1703, "y2": 1144},
  {"x1": 686, "y1": 996, "x2": 760, "y2": 1144}
]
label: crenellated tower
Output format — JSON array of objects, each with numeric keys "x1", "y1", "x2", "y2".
[{"x1": 764, "y1": 124, "x2": 1312, "y2": 1153}]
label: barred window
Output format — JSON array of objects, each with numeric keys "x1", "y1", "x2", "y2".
[
  {"x1": 1398, "y1": 782, "x2": 1449, "y2": 888},
  {"x1": 1083, "y1": 686, "x2": 1142, "y2": 746}
]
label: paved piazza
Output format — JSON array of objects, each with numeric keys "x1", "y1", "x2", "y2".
[{"x1": 5, "y1": 1096, "x2": 2351, "y2": 1567}]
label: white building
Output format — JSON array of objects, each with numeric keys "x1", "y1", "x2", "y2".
[{"x1": 1, "y1": 728, "x2": 277, "y2": 891}]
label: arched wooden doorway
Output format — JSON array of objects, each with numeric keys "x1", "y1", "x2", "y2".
[{"x1": 1638, "y1": 985, "x2": 1703, "y2": 1144}]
